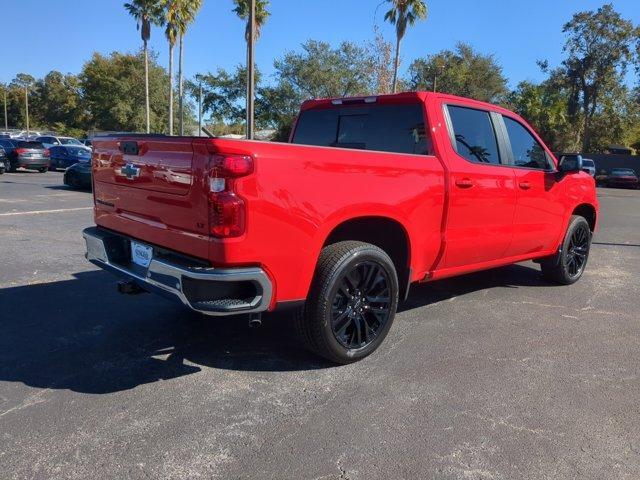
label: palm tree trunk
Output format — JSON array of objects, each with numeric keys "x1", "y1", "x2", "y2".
[
  {"x1": 178, "y1": 34, "x2": 184, "y2": 136},
  {"x1": 246, "y1": 2, "x2": 256, "y2": 141},
  {"x1": 144, "y1": 40, "x2": 150, "y2": 134},
  {"x1": 392, "y1": 35, "x2": 401, "y2": 94},
  {"x1": 168, "y1": 42, "x2": 174, "y2": 135},
  {"x1": 25, "y1": 87, "x2": 29, "y2": 135}
]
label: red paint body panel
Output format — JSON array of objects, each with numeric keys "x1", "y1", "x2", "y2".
[{"x1": 90, "y1": 92, "x2": 598, "y2": 310}]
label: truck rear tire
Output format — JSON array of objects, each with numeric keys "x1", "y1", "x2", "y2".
[
  {"x1": 541, "y1": 215, "x2": 591, "y2": 285},
  {"x1": 295, "y1": 241, "x2": 399, "y2": 364}
]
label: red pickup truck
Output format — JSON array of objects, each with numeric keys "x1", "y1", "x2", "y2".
[{"x1": 83, "y1": 92, "x2": 598, "y2": 364}]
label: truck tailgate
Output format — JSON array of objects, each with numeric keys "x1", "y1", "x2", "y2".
[{"x1": 92, "y1": 137, "x2": 211, "y2": 260}]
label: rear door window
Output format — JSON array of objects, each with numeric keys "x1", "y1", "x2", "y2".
[
  {"x1": 446, "y1": 105, "x2": 501, "y2": 165},
  {"x1": 503, "y1": 116, "x2": 551, "y2": 170},
  {"x1": 292, "y1": 103, "x2": 432, "y2": 155}
]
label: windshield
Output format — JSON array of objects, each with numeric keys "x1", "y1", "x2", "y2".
[
  {"x1": 611, "y1": 169, "x2": 635, "y2": 175},
  {"x1": 60, "y1": 138, "x2": 82, "y2": 145}
]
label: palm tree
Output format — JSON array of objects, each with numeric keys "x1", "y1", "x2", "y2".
[
  {"x1": 177, "y1": 0, "x2": 202, "y2": 135},
  {"x1": 124, "y1": 0, "x2": 164, "y2": 134},
  {"x1": 384, "y1": 0, "x2": 428, "y2": 93},
  {"x1": 163, "y1": 0, "x2": 181, "y2": 135},
  {"x1": 233, "y1": 0, "x2": 270, "y2": 138}
]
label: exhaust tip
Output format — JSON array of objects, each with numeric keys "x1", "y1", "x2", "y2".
[{"x1": 248, "y1": 314, "x2": 262, "y2": 328}]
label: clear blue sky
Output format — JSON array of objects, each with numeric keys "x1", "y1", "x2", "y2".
[{"x1": 2, "y1": 0, "x2": 638, "y2": 89}]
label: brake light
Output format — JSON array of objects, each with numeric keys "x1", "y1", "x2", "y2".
[
  {"x1": 15, "y1": 148, "x2": 27, "y2": 155},
  {"x1": 210, "y1": 155, "x2": 254, "y2": 178},
  {"x1": 208, "y1": 154, "x2": 253, "y2": 238},
  {"x1": 209, "y1": 192, "x2": 246, "y2": 237},
  {"x1": 44, "y1": 148, "x2": 50, "y2": 157}
]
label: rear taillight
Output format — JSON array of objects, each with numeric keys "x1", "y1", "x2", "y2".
[
  {"x1": 44, "y1": 149, "x2": 50, "y2": 157},
  {"x1": 15, "y1": 148, "x2": 27, "y2": 155},
  {"x1": 208, "y1": 154, "x2": 253, "y2": 238}
]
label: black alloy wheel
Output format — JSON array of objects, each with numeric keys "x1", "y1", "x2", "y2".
[
  {"x1": 564, "y1": 223, "x2": 590, "y2": 279},
  {"x1": 541, "y1": 215, "x2": 591, "y2": 285},
  {"x1": 295, "y1": 241, "x2": 399, "y2": 364},
  {"x1": 330, "y1": 261, "x2": 392, "y2": 349}
]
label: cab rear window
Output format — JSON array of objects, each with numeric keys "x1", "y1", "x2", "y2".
[{"x1": 292, "y1": 103, "x2": 432, "y2": 155}]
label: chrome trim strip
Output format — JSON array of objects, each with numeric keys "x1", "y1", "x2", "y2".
[{"x1": 82, "y1": 227, "x2": 272, "y2": 316}]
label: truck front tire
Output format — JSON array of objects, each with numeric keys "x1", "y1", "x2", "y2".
[
  {"x1": 295, "y1": 241, "x2": 399, "y2": 364},
  {"x1": 541, "y1": 215, "x2": 592, "y2": 285}
]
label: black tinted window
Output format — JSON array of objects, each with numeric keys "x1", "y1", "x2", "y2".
[
  {"x1": 292, "y1": 104, "x2": 432, "y2": 155},
  {"x1": 447, "y1": 106, "x2": 500, "y2": 164},
  {"x1": 503, "y1": 116, "x2": 550, "y2": 170},
  {"x1": 17, "y1": 141, "x2": 44, "y2": 149}
]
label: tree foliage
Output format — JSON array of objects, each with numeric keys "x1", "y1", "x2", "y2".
[
  {"x1": 408, "y1": 42, "x2": 508, "y2": 103},
  {"x1": 233, "y1": 0, "x2": 270, "y2": 41},
  {"x1": 193, "y1": 39, "x2": 395, "y2": 141},
  {"x1": 509, "y1": 4, "x2": 640, "y2": 153},
  {"x1": 560, "y1": 3, "x2": 638, "y2": 151},
  {"x1": 80, "y1": 51, "x2": 176, "y2": 133}
]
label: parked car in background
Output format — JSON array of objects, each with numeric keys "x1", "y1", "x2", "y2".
[
  {"x1": 0, "y1": 139, "x2": 50, "y2": 172},
  {"x1": 48, "y1": 145, "x2": 92, "y2": 171},
  {"x1": 63, "y1": 157, "x2": 92, "y2": 189},
  {"x1": 582, "y1": 158, "x2": 596, "y2": 177},
  {"x1": 35, "y1": 135, "x2": 90, "y2": 151},
  {"x1": 0, "y1": 147, "x2": 7, "y2": 174},
  {"x1": 79, "y1": 138, "x2": 92, "y2": 147},
  {"x1": 595, "y1": 169, "x2": 608, "y2": 186},
  {"x1": 607, "y1": 168, "x2": 639, "y2": 189}
]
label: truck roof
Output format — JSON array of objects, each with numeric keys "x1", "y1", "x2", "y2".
[{"x1": 300, "y1": 91, "x2": 518, "y2": 119}]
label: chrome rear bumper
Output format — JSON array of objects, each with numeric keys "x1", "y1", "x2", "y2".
[{"x1": 82, "y1": 227, "x2": 272, "y2": 316}]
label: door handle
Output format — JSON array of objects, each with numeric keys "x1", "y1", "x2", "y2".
[
  {"x1": 519, "y1": 181, "x2": 532, "y2": 190},
  {"x1": 455, "y1": 178, "x2": 474, "y2": 189}
]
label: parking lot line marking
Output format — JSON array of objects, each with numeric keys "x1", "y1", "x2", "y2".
[{"x1": 0, "y1": 207, "x2": 92, "y2": 217}]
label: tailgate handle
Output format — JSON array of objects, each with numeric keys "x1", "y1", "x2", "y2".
[{"x1": 120, "y1": 141, "x2": 140, "y2": 156}]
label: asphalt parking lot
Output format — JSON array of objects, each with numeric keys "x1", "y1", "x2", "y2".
[{"x1": 1, "y1": 171, "x2": 639, "y2": 480}]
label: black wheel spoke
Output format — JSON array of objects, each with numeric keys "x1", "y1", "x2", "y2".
[
  {"x1": 362, "y1": 264, "x2": 377, "y2": 291},
  {"x1": 344, "y1": 271, "x2": 358, "y2": 292},
  {"x1": 354, "y1": 316, "x2": 363, "y2": 346},
  {"x1": 366, "y1": 294, "x2": 390, "y2": 305},
  {"x1": 338, "y1": 283, "x2": 351, "y2": 300},
  {"x1": 335, "y1": 316, "x2": 352, "y2": 337}
]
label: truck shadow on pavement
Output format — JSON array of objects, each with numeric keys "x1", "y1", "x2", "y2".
[{"x1": 0, "y1": 264, "x2": 549, "y2": 395}]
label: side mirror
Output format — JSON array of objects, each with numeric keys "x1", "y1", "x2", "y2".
[{"x1": 559, "y1": 154, "x2": 583, "y2": 173}]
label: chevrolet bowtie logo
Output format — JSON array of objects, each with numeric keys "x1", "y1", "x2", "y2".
[{"x1": 120, "y1": 163, "x2": 141, "y2": 179}]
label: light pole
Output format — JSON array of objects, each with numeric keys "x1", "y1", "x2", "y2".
[
  {"x1": 246, "y1": 0, "x2": 255, "y2": 140},
  {"x1": 25, "y1": 85, "x2": 29, "y2": 136}
]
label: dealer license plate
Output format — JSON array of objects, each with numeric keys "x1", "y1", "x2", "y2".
[{"x1": 131, "y1": 241, "x2": 153, "y2": 268}]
